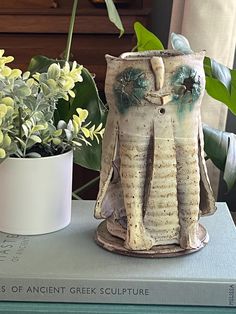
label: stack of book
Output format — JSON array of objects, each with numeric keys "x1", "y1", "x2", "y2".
[{"x1": 0, "y1": 201, "x2": 235, "y2": 313}]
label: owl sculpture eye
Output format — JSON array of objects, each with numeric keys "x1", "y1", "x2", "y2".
[
  {"x1": 171, "y1": 66, "x2": 201, "y2": 114},
  {"x1": 113, "y1": 67, "x2": 149, "y2": 114}
]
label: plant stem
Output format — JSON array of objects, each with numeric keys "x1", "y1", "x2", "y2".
[
  {"x1": 18, "y1": 107, "x2": 23, "y2": 139},
  {"x1": 23, "y1": 130, "x2": 33, "y2": 156},
  {"x1": 131, "y1": 44, "x2": 138, "y2": 52},
  {"x1": 72, "y1": 192, "x2": 82, "y2": 200},
  {"x1": 72, "y1": 176, "x2": 100, "y2": 197},
  {"x1": 64, "y1": 0, "x2": 79, "y2": 62}
]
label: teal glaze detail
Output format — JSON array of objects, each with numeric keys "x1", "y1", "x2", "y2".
[
  {"x1": 172, "y1": 66, "x2": 201, "y2": 117},
  {"x1": 113, "y1": 67, "x2": 149, "y2": 114}
]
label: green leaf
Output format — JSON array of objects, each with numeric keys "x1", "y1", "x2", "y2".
[
  {"x1": 170, "y1": 33, "x2": 193, "y2": 54},
  {"x1": 25, "y1": 120, "x2": 32, "y2": 129},
  {"x1": 47, "y1": 63, "x2": 60, "y2": 80},
  {"x1": 22, "y1": 124, "x2": 29, "y2": 137},
  {"x1": 203, "y1": 57, "x2": 212, "y2": 77},
  {"x1": 53, "y1": 129, "x2": 63, "y2": 137},
  {"x1": 32, "y1": 124, "x2": 46, "y2": 132},
  {"x1": 71, "y1": 140, "x2": 82, "y2": 147},
  {"x1": 28, "y1": 56, "x2": 56, "y2": 73},
  {"x1": 104, "y1": 0, "x2": 124, "y2": 37},
  {"x1": 0, "y1": 130, "x2": 3, "y2": 144},
  {"x1": 15, "y1": 137, "x2": 26, "y2": 148},
  {"x1": 64, "y1": 129, "x2": 73, "y2": 141},
  {"x1": 3, "y1": 134, "x2": 11, "y2": 146},
  {"x1": 15, "y1": 85, "x2": 31, "y2": 98},
  {"x1": 65, "y1": 67, "x2": 107, "y2": 171},
  {"x1": 230, "y1": 69, "x2": 236, "y2": 107},
  {"x1": 134, "y1": 21, "x2": 164, "y2": 51},
  {"x1": 0, "y1": 148, "x2": 6, "y2": 158},
  {"x1": 30, "y1": 135, "x2": 42, "y2": 143},
  {"x1": 224, "y1": 133, "x2": 236, "y2": 190},
  {"x1": 22, "y1": 71, "x2": 30, "y2": 80},
  {"x1": 211, "y1": 59, "x2": 231, "y2": 90},
  {"x1": 28, "y1": 55, "x2": 107, "y2": 171},
  {"x1": 76, "y1": 108, "x2": 88, "y2": 122},
  {"x1": 205, "y1": 59, "x2": 236, "y2": 114},
  {"x1": 26, "y1": 152, "x2": 41, "y2": 158},
  {"x1": 57, "y1": 120, "x2": 67, "y2": 130},
  {"x1": 205, "y1": 77, "x2": 235, "y2": 113},
  {"x1": 41, "y1": 82, "x2": 51, "y2": 96},
  {"x1": 203, "y1": 124, "x2": 227, "y2": 171},
  {"x1": 1, "y1": 96, "x2": 14, "y2": 107},
  {"x1": 203, "y1": 124, "x2": 236, "y2": 191}
]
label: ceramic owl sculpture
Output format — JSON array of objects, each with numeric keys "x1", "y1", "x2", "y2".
[{"x1": 94, "y1": 50, "x2": 216, "y2": 257}]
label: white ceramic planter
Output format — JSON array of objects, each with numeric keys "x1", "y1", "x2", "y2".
[{"x1": 0, "y1": 150, "x2": 73, "y2": 235}]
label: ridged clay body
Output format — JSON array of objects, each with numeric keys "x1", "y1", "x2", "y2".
[{"x1": 94, "y1": 50, "x2": 216, "y2": 253}]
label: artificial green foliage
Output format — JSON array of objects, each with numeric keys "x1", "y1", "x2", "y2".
[
  {"x1": 0, "y1": 50, "x2": 104, "y2": 161},
  {"x1": 28, "y1": 55, "x2": 106, "y2": 170},
  {"x1": 113, "y1": 67, "x2": 149, "y2": 114},
  {"x1": 134, "y1": 21, "x2": 164, "y2": 51},
  {"x1": 203, "y1": 124, "x2": 236, "y2": 191},
  {"x1": 105, "y1": 0, "x2": 124, "y2": 37}
]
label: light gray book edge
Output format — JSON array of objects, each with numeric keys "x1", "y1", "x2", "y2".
[{"x1": 0, "y1": 301, "x2": 236, "y2": 314}]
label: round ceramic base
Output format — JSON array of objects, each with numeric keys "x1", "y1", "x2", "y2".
[{"x1": 95, "y1": 221, "x2": 209, "y2": 258}]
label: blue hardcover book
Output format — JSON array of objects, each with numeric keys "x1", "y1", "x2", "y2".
[
  {"x1": 0, "y1": 302, "x2": 235, "y2": 313},
  {"x1": 0, "y1": 201, "x2": 235, "y2": 307}
]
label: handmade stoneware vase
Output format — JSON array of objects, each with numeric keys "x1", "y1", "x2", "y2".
[{"x1": 94, "y1": 50, "x2": 216, "y2": 257}]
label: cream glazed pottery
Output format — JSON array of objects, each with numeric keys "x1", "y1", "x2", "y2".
[{"x1": 94, "y1": 50, "x2": 216, "y2": 257}]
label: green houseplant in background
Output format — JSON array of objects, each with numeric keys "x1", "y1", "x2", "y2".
[
  {"x1": 133, "y1": 22, "x2": 236, "y2": 193},
  {"x1": 0, "y1": 0, "x2": 124, "y2": 235},
  {"x1": 28, "y1": 0, "x2": 124, "y2": 172},
  {"x1": 27, "y1": 0, "x2": 124, "y2": 199}
]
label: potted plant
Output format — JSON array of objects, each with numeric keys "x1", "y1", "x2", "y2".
[
  {"x1": 0, "y1": 51, "x2": 104, "y2": 235},
  {"x1": 0, "y1": 0, "x2": 125, "y2": 235}
]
